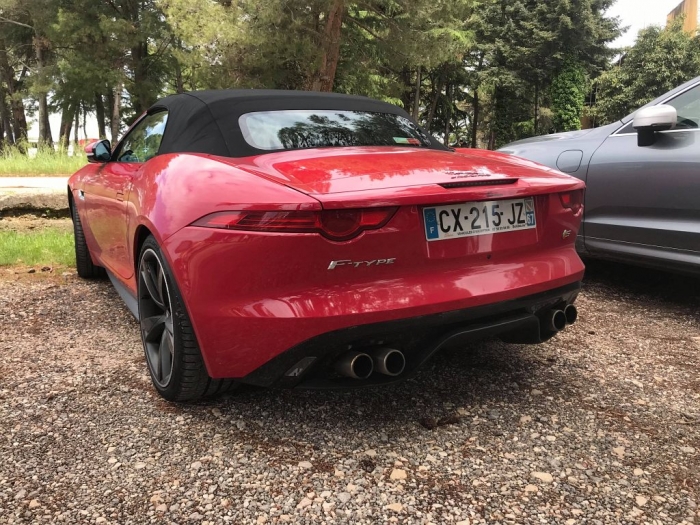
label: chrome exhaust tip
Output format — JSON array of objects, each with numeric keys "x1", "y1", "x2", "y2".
[
  {"x1": 371, "y1": 348, "x2": 406, "y2": 377},
  {"x1": 335, "y1": 352, "x2": 374, "y2": 379},
  {"x1": 564, "y1": 304, "x2": 578, "y2": 325},
  {"x1": 545, "y1": 309, "x2": 567, "y2": 332}
]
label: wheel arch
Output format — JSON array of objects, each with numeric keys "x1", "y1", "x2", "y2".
[{"x1": 133, "y1": 224, "x2": 154, "y2": 274}]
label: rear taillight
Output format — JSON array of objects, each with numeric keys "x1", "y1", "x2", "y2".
[
  {"x1": 559, "y1": 190, "x2": 584, "y2": 214},
  {"x1": 192, "y1": 208, "x2": 397, "y2": 241}
]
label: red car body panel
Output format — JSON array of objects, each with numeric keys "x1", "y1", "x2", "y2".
[{"x1": 68, "y1": 145, "x2": 584, "y2": 381}]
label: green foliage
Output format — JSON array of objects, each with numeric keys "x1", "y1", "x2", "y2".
[
  {"x1": 0, "y1": 0, "x2": 623, "y2": 152},
  {"x1": 0, "y1": 229, "x2": 75, "y2": 266},
  {"x1": 592, "y1": 18, "x2": 700, "y2": 124},
  {"x1": 467, "y1": 0, "x2": 619, "y2": 147},
  {"x1": 0, "y1": 144, "x2": 86, "y2": 175},
  {"x1": 551, "y1": 60, "x2": 587, "y2": 132}
]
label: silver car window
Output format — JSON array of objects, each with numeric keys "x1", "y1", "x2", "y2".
[
  {"x1": 667, "y1": 85, "x2": 700, "y2": 129},
  {"x1": 615, "y1": 84, "x2": 700, "y2": 135}
]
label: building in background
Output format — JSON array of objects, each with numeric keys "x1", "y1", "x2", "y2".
[{"x1": 667, "y1": 0, "x2": 699, "y2": 33}]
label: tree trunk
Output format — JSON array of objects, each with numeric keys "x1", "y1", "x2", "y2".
[
  {"x1": 38, "y1": 96, "x2": 47, "y2": 144},
  {"x1": 0, "y1": 42, "x2": 28, "y2": 146},
  {"x1": 412, "y1": 66, "x2": 421, "y2": 120},
  {"x1": 0, "y1": 82, "x2": 13, "y2": 145},
  {"x1": 95, "y1": 93, "x2": 106, "y2": 139},
  {"x1": 471, "y1": 88, "x2": 480, "y2": 148},
  {"x1": 43, "y1": 99, "x2": 53, "y2": 147},
  {"x1": 35, "y1": 37, "x2": 52, "y2": 148},
  {"x1": 106, "y1": 90, "x2": 115, "y2": 138},
  {"x1": 131, "y1": 41, "x2": 152, "y2": 113},
  {"x1": 311, "y1": 0, "x2": 345, "y2": 92},
  {"x1": 534, "y1": 79, "x2": 539, "y2": 135},
  {"x1": 426, "y1": 76, "x2": 443, "y2": 130},
  {"x1": 443, "y1": 83, "x2": 452, "y2": 146},
  {"x1": 488, "y1": 130, "x2": 495, "y2": 151},
  {"x1": 10, "y1": 97, "x2": 28, "y2": 146},
  {"x1": 74, "y1": 102, "x2": 80, "y2": 146},
  {"x1": 111, "y1": 83, "x2": 122, "y2": 143},
  {"x1": 174, "y1": 55, "x2": 185, "y2": 94},
  {"x1": 58, "y1": 101, "x2": 74, "y2": 150}
]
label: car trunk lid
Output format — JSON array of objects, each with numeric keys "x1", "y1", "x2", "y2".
[{"x1": 225, "y1": 146, "x2": 582, "y2": 209}]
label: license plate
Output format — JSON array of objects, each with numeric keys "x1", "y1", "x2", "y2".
[{"x1": 423, "y1": 197, "x2": 536, "y2": 241}]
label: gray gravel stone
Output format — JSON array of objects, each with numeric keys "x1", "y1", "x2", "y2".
[{"x1": 0, "y1": 250, "x2": 699, "y2": 524}]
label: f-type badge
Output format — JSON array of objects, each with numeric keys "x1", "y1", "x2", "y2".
[{"x1": 328, "y1": 259, "x2": 396, "y2": 270}]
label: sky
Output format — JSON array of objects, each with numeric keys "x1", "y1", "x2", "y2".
[{"x1": 608, "y1": 0, "x2": 684, "y2": 48}]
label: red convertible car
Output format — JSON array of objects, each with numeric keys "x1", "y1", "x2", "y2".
[{"x1": 68, "y1": 90, "x2": 585, "y2": 401}]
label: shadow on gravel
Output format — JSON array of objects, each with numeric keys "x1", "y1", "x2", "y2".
[
  {"x1": 582, "y1": 258, "x2": 700, "y2": 310},
  {"x1": 187, "y1": 338, "x2": 561, "y2": 443},
  {"x1": 180, "y1": 261, "x2": 700, "y2": 439}
]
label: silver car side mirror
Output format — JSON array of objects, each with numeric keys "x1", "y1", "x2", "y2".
[{"x1": 633, "y1": 105, "x2": 677, "y2": 147}]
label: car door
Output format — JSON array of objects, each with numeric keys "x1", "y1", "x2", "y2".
[
  {"x1": 82, "y1": 111, "x2": 169, "y2": 280},
  {"x1": 584, "y1": 82, "x2": 700, "y2": 260}
]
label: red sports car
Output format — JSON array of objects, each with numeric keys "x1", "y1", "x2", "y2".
[{"x1": 68, "y1": 90, "x2": 585, "y2": 401}]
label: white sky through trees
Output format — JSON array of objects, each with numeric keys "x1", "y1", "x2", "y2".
[{"x1": 608, "y1": 0, "x2": 686, "y2": 48}]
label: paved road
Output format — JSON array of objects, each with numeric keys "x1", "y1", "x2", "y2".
[
  {"x1": 0, "y1": 177, "x2": 69, "y2": 212},
  {"x1": 0, "y1": 177, "x2": 68, "y2": 194}
]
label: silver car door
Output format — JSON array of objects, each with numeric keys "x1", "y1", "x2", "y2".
[{"x1": 584, "y1": 83, "x2": 700, "y2": 261}]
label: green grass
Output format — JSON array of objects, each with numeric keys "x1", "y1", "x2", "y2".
[
  {"x1": 0, "y1": 145, "x2": 87, "y2": 176},
  {"x1": 0, "y1": 229, "x2": 75, "y2": 266}
]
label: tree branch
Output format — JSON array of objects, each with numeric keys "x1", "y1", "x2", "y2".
[
  {"x1": 345, "y1": 16, "x2": 409, "y2": 59},
  {"x1": 0, "y1": 16, "x2": 34, "y2": 30},
  {"x1": 105, "y1": 0, "x2": 122, "y2": 15}
]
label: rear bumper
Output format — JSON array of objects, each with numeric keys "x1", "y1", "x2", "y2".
[
  {"x1": 241, "y1": 281, "x2": 581, "y2": 389},
  {"x1": 162, "y1": 226, "x2": 585, "y2": 381}
]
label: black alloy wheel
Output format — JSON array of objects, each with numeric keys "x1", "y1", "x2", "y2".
[
  {"x1": 137, "y1": 236, "x2": 236, "y2": 401},
  {"x1": 139, "y1": 247, "x2": 175, "y2": 388}
]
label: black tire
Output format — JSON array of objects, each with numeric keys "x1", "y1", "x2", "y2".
[
  {"x1": 137, "y1": 235, "x2": 237, "y2": 401},
  {"x1": 70, "y1": 197, "x2": 106, "y2": 279}
]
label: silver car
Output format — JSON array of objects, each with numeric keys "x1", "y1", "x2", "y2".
[{"x1": 500, "y1": 76, "x2": 700, "y2": 275}]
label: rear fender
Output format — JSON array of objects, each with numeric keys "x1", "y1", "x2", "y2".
[{"x1": 131, "y1": 153, "x2": 322, "y2": 243}]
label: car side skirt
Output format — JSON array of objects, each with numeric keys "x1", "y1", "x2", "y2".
[{"x1": 107, "y1": 270, "x2": 139, "y2": 319}]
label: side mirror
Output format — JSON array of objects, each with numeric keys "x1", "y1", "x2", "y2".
[
  {"x1": 85, "y1": 139, "x2": 111, "y2": 163},
  {"x1": 633, "y1": 105, "x2": 677, "y2": 147}
]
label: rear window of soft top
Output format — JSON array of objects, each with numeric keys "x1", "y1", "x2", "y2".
[{"x1": 238, "y1": 110, "x2": 434, "y2": 151}]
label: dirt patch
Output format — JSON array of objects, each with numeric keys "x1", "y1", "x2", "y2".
[
  {"x1": 1, "y1": 266, "x2": 76, "y2": 284},
  {"x1": 0, "y1": 214, "x2": 72, "y2": 233}
]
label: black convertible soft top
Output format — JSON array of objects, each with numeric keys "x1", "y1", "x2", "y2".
[{"x1": 150, "y1": 90, "x2": 444, "y2": 157}]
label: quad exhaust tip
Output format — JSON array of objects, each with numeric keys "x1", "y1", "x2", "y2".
[
  {"x1": 544, "y1": 304, "x2": 577, "y2": 333},
  {"x1": 371, "y1": 348, "x2": 406, "y2": 377},
  {"x1": 546, "y1": 309, "x2": 568, "y2": 332},
  {"x1": 335, "y1": 348, "x2": 406, "y2": 379},
  {"x1": 335, "y1": 352, "x2": 374, "y2": 379}
]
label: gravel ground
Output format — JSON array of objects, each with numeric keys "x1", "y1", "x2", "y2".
[{"x1": 0, "y1": 260, "x2": 699, "y2": 525}]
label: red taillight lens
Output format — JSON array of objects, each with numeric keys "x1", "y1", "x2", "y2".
[
  {"x1": 192, "y1": 208, "x2": 397, "y2": 241},
  {"x1": 559, "y1": 190, "x2": 584, "y2": 214}
]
